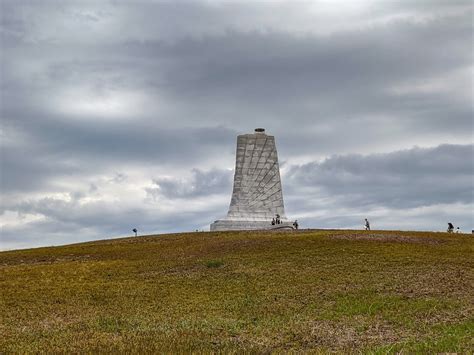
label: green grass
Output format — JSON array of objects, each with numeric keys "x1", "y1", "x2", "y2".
[
  {"x1": 1, "y1": 229, "x2": 473, "y2": 352},
  {"x1": 205, "y1": 259, "x2": 224, "y2": 268}
]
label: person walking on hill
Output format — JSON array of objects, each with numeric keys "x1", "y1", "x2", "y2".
[
  {"x1": 447, "y1": 222, "x2": 454, "y2": 233},
  {"x1": 364, "y1": 218, "x2": 371, "y2": 231}
]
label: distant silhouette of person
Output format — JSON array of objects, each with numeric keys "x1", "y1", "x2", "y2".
[
  {"x1": 364, "y1": 218, "x2": 370, "y2": 231},
  {"x1": 271, "y1": 218, "x2": 275, "y2": 226},
  {"x1": 293, "y1": 220, "x2": 299, "y2": 230},
  {"x1": 456, "y1": 227, "x2": 461, "y2": 234},
  {"x1": 447, "y1": 223, "x2": 454, "y2": 233},
  {"x1": 276, "y1": 214, "x2": 281, "y2": 224}
]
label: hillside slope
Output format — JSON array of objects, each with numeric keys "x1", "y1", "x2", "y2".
[{"x1": 1, "y1": 230, "x2": 473, "y2": 352}]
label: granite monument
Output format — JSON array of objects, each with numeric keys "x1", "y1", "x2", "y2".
[{"x1": 210, "y1": 128, "x2": 294, "y2": 231}]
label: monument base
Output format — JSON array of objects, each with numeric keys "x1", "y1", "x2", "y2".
[{"x1": 210, "y1": 219, "x2": 295, "y2": 231}]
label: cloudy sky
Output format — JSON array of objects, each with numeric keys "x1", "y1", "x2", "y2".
[{"x1": 1, "y1": 0, "x2": 473, "y2": 250}]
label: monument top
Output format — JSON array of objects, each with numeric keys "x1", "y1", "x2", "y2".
[{"x1": 254, "y1": 128, "x2": 265, "y2": 133}]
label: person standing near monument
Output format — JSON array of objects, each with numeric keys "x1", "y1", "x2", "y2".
[
  {"x1": 293, "y1": 220, "x2": 299, "y2": 230},
  {"x1": 364, "y1": 218, "x2": 371, "y2": 231}
]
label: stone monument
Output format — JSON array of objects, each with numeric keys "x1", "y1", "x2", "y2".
[{"x1": 210, "y1": 128, "x2": 293, "y2": 231}]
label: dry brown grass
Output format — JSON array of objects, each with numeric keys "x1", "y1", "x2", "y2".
[{"x1": 1, "y1": 229, "x2": 473, "y2": 352}]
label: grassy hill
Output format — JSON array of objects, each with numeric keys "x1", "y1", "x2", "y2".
[{"x1": 1, "y1": 229, "x2": 473, "y2": 353}]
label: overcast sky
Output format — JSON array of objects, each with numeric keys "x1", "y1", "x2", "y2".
[{"x1": 1, "y1": 0, "x2": 473, "y2": 250}]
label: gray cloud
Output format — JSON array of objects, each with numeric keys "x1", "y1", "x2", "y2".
[
  {"x1": 146, "y1": 168, "x2": 233, "y2": 200},
  {"x1": 2, "y1": 6, "x2": 471, "y2": 161},
  {"x1": 1, "y1": 185, "x2": 226, "y2": 250},
  {"x1": 1, "y1": 0, "x2": 473, "y2": 250},
  {"x1": 285, "y1": 144, "x2": 473, "y2": 209}
]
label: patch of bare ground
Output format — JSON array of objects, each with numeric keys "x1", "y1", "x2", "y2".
[
  {"x1": 197, "y1": 237, "x2": 275, "y2": 256},
  {"x1": 388, "y1": 265, "x2": 474, "y2": 300},
  {"x1": 140, "y1": 263, "x2": 207, "y2": 278},
  {"x1": 327, "y1": 232, "x2": 444, "y2": 244},
  {"x1": 0, "y1": 254, "x2": 98, "y2": 267},
  {"x1": 299, "y1": 318, "x2": 405, "y2": 350},
  {"x1": 92, "y1": 233, "x2": 187, "y2": 246},
  {"x1": 310, "y1": 319, "x2": 400, "y2": 349}
]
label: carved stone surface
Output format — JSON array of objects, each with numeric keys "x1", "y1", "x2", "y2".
[{"x1": 210, "y1": 128, "x2": 290, "y2": 231}]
